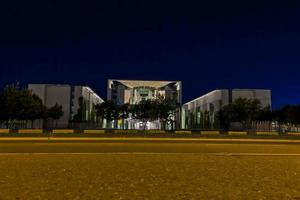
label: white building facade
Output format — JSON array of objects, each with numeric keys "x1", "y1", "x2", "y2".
[
  {"x1": 108, "y1": 80, "x2": 182, "y2": 105},
  {"x1": 182, "y1": 89, "x2": 272, "y2": 129},
  {"x1": 28, "y1": 84, "x2": 104, "y2": 128},
  {"x1": 107, "y1": 80, "x2": 182, "y2": 129}
]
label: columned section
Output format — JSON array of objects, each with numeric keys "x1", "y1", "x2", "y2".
[
  {"x1": 182, "y1": 89, "x2": 272, "y2": 129},
  {"x1": 28, "y1": 84, "x2": 104, "y2": 128},
  {"x1": 107, "y1": 80, "x2": 182, "y2": 130}
]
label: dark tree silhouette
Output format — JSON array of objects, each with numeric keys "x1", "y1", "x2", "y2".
[{"x1": 47, "y1": 104, "x2": 64, "y2": 128}]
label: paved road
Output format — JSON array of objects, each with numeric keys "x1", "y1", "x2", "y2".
[
  {"x1": 1, "y1": 138, "x2": 300, "y2": 154},
  {"x1": 1, "y1": 138, "x2": 300, "y2": 199}
]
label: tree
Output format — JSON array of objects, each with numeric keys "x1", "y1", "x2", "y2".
[
  {"x1": 91, "y1": 104, "x2": 96, "y2": 123},
  {"x1": 36, "y1": 105, "x2": 47, "y2": 129},
  {"x1": 131, "y1": 99, "x2": 157, "y2": 130},
  {"x1": 272, "y1": 105, "x2": 300, "y2": 125},
  {"x1": 95, "y1": 102, "x2": 105, "y2": 128},
  {"x1": 130, "y1": 97, "x2": 178, "y2": 130},
  {"x1": 72, "y1": 97, "x2": 86, "y2": 123},
  {"x1": 95, "y1": 100, "x2": 117, "y2": 128},
  {"x1": 155, "y1": 96, "x2": 178, "y2": 130},
  {"x1": 254, "y1": 106, "x2": 273, "y2": 121},
  {"x1": 0, "y1": 84, "x2": 23, "y2": 127},
  {"x1": 47, "y1": 104, "x2": 64, "y2": 128},
  {"x1": 0, "y1": 90, "x2": 4, "y2": 126},
  {"x1": 118, "y1": 103, "x2": 130, "y2": 129},
  {"x1": 0, "y1": 84, "x2": 45, "y2": 128},
  {"x1": 204, "y1": 110, "x2": 210, "y2": 129},
  {"x1": 22, "y1": 93, "x2": 45, "y2": 128},
  {"x1": 286, "y1": 105, "x2": 300, "y2": 124},
  {"x1": 219, "y1": 98, "x2": 263, "y2": 130}
]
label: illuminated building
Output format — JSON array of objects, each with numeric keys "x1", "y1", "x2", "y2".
[
  {"x1": 107, "y1": 80, "x2": 182, "y2": 129},
  {"x1": 182, "y1": 89, "x2": 272, "y2": 129},
  {"x1": 28, "y1": 84, "x2": 104, "y2": 128}
]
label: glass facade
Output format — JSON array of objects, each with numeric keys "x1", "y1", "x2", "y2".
[{"x1": 107, "y1": 80, "x2": 182, "y2": 130}]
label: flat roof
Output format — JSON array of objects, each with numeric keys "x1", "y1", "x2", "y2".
[
  {"x1": 184, "y1": 89, "x2": 271, "y2": 105},
  {"x1": 109, "y1": 79, "x2": 181, "y2": 89}
]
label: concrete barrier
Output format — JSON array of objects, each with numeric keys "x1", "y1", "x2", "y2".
[
  {"x1": 175, "y1": 130, "x2": 192, "y2": 134},
  {"x1": 287, "y1": 132, "x2": 300, "y2": 136},
  {"x1": 113, "y1": 130, "x2": 141, "y2": 134},
  {"x1": 256, "y1": 131, "x2": 279, "y2": 136},
  {"x1": 147, "y1": 130, "x2": 166, "y2": 134},
  {"x1": 201, "y1": 131, "x2": 220, "y2": 135},
  {"x1": 0, "y1": 129, "x2": 10, "y2": 134},
  {"x1": 18, "y1": 129, "x2": 44, "y2": 134},
  {"x1": 83, "y1": 130, "x2": 105, "y2": 134},
  {"x1": 228, "y1": 131, "x2": 247, "y2": 135},
  {"x1": 52, "y1": 129, "x2": 74, "y2": 134}
]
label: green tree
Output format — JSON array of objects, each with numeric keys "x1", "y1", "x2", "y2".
[
  {"x1": 91, "y1": 104, "x2": 96, "y2": 123},
  {"x1": 130, "y1": 97, "x2": 178, "y2": 130},
  {"x1": 0, "y1": 84, "x2": 45, "y2": 128},
  {"x1": 254, "y1": 105, "x2": 273, "y2": 121},
  {"x1": 95, "y1": 102, "x2": 105, "y2": 128},
  {"x1": 203, "y1": 110, "x2": 210, "y2": 129},
  {"x1": 95, "y1": 100, "x2": 117, "y2": 128},
  {"x1": 47, "y1": 104, "x2": 64, "y2": 128},
  {"x1": 219, "y1": 98, "x2": 262, "y2": 130},
  {"x1": 273, "y1": 105, "x2": 300, "y2": 124},
  {"x1": 271, "y1": 105, "x2": 300, "y2": 133},
  {"x1": 131, "y1": 99, "x2": 157, "y2": 130},
  {"x1": 36, "y1": 105, "x2": 47, "y2": 129},
  {"x1": 0, "y1": 84, "x2": 23, "y2": 127},
  {"x1": 22, "y1": 93, "x2": 44, "y2": 128},
  {"x1": 0, "y1": 89, "x2": 5, "y2": 126},
  {"x1": 155, "y1": 96, "x2": 177, "y2": 130},
  {"x1": 73, "y1": 97, "x2": 86, "y2": 123},
  {"x1": 118, "y1": 103, "x2": 130, "y2": 129}
]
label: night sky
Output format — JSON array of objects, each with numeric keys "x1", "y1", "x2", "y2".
[{"x1": 1, "y1": 0, "x2": 300, "y2": 108}]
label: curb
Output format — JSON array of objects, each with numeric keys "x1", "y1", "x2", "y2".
[{"x1": 0, "y1": 137, "x2": 300, "y2": 143}]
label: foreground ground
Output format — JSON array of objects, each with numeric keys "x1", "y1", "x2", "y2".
[{"x1": 1, "y1": 138, "x2": 300, "y2": 199}]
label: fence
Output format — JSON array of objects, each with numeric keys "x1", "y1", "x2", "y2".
[
  {"x1": 251, "y1": 121, "x2": 300, "y2": 133},
  {"x1": 3, "y1": 119, "x2": 300, "y2": 134}
]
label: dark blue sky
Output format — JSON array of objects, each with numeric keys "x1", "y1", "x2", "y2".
[{"x1": 1, "y1": 0, "x2": 300, "y2": 108}]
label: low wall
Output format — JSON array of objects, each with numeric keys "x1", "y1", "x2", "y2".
[
  {"x1": 2, "y1": 129, "x2": 300, "y2": 137},
  {"x1": 200, "y1": 131, "x2": 220, "y2": 135},
  {"x1": 0, "y1": 129, "x2": 10, "y2": 134},
  {"x1": 83, "y1": 130, "x2": 105, "y2": 134},
  {"x1": 228, "y1": 131, "x2": 248, "y2": 135},
  {"x1": 256, "y1": 131, "x2": 279, "y2": 136},
  {"x1": 175, "y1": 130, "x2": 192, "y2": 134},
  {"x1": 287, "y1": 132, "x2": 300, "y2": 136},
  {"x1": 52, "y1": 129, "x2": 74, "y2": 134},
  {"x1": 18, "y1": 129, "x2": 44, "y2": 134}
]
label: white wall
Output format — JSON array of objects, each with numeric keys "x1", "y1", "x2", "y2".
[
  {"x1": 28, "y1": 84, "x2": 46, "y2": 103},
  {"x1": 29, "y1": 84, "x2": 104, "y2": 128},
  {"x1": 185, "y1": 89, "x2": 271, "y2": 113},
  {"x1": 185, "y1": 90, "x2": 229, "y2": 113},
  {"x1": 182, "y1": 89, "x2": 272, "y2": 129},
  {"x1": 45, "y1": 85, "x2": 71, "y2": 128},
  {"x1": 232, "y1": 89, "x2": 271, "y2": 108}
]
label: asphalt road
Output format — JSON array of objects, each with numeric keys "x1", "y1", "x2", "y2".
[{"x1": 1, "y1": 138, "x2": 300, "y2": 199}]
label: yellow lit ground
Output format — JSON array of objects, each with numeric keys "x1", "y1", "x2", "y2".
[{"x1": 0, "y1": 140, "x2": 300, "y2": 199}]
